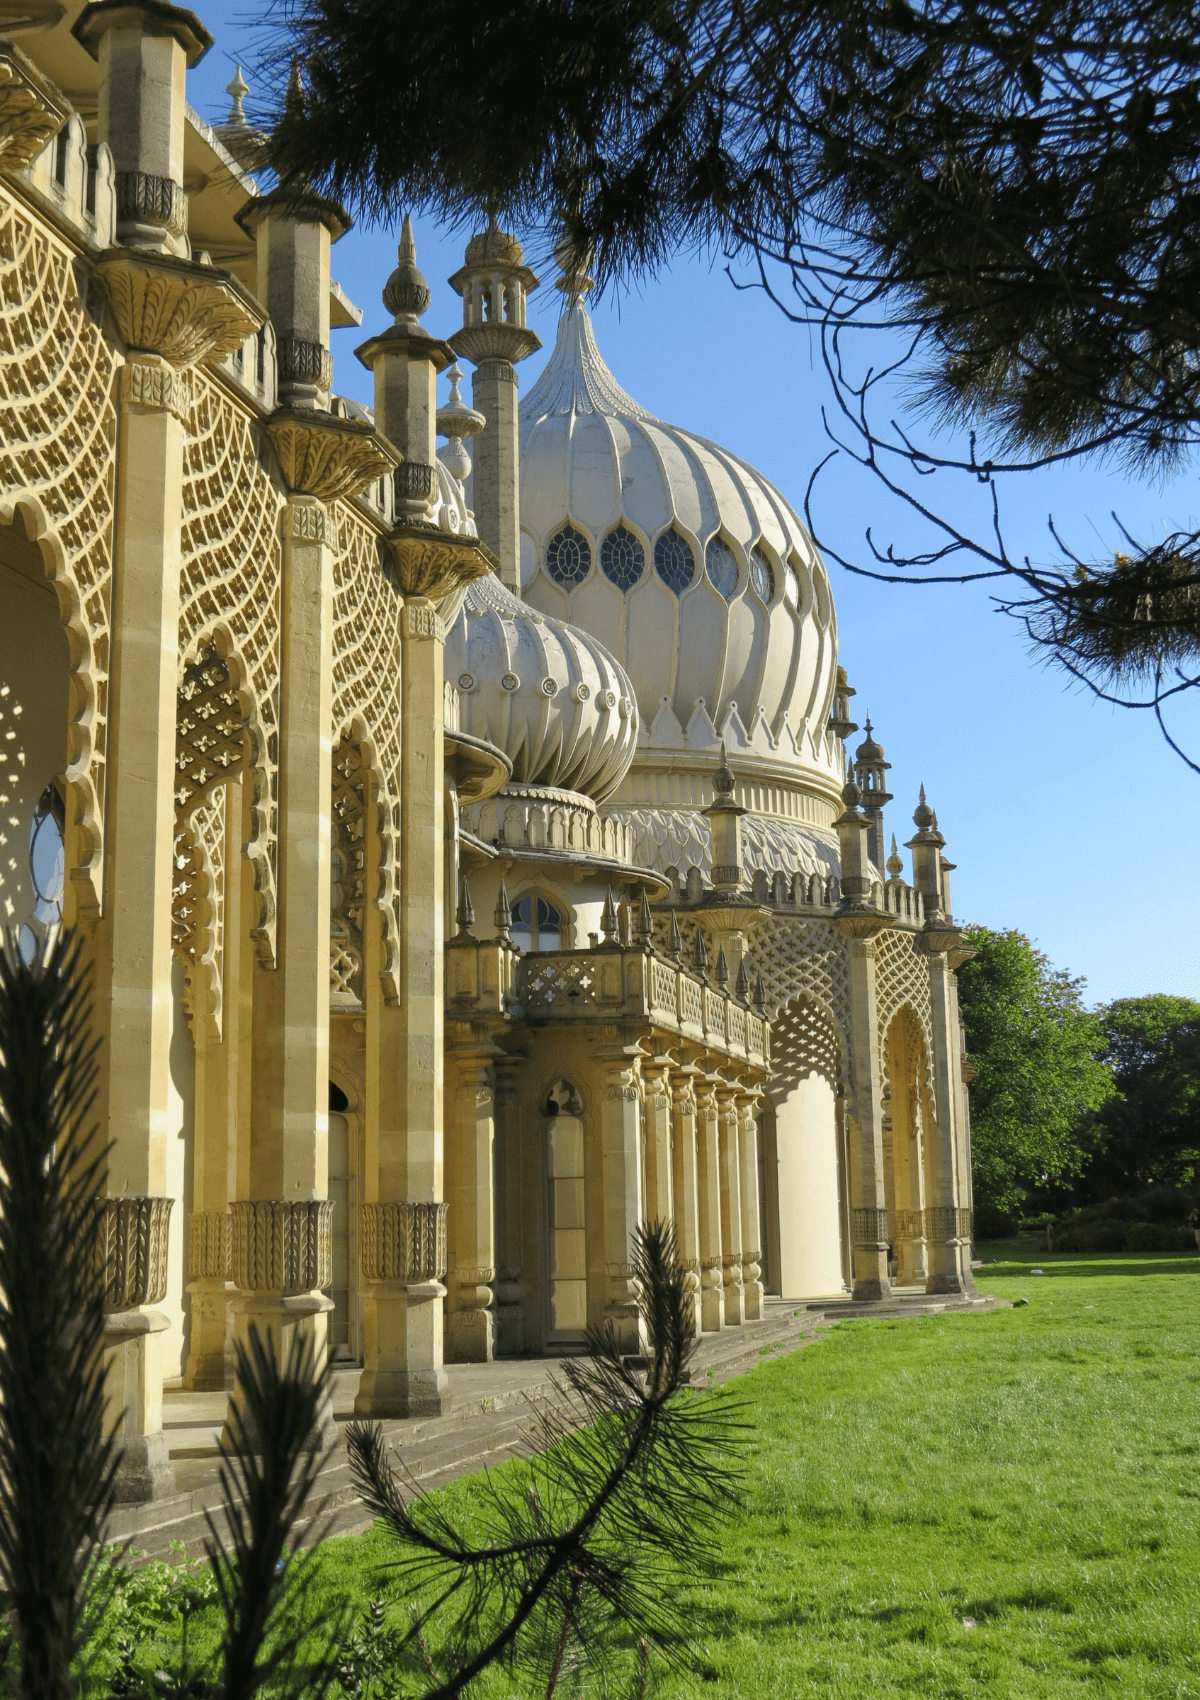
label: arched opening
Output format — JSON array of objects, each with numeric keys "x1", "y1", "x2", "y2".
[
  {"x1": 0, "y1": 509, "x2": 69, "y2": 947},
  {"x1": 883, "y1": 1006, "x2": 930, "y2": 1288},
  {"x1": 542, "y1": 1078, "x2": 587, "y2": 1346},
  {"x1": 327, "y1": 1077, "x2": 358, "y2": 1362},
  {"x1": 768, "y1": 995, "x2": 846, "y2": 1298}
]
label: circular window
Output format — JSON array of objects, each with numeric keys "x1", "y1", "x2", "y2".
[
  {"x1": 750, "y1": 545, "x2": 775, "y2": 603},
  {"x1": 654, "y1": 528, "x2": 695, "y2": 595},
  {"x1": 545, "y1": 524, "x2": 592, "y2": 588},
  {"x1": 600, "y1": 524, "x2": 645, "y2": 591},
  {"x1": 705, "y1": 536, "x2": 738, "y2": 600}
]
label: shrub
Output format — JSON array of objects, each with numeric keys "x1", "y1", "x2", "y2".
[
  {"x1": 975, "y1": 1203, "x2": 1020, "y2": 1239},
  {"x1": 1125, "y1": 1221, "x2": 1189, "y2": 1252}
]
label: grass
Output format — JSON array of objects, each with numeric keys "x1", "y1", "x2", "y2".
[{"x1": 85, "y1": 1243, "x2": 1200, "y2": 1698}]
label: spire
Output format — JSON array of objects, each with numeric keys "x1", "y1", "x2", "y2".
[
  {"x1": 668, "y1": 909, "x2": 682, "y2": 960},
  {"x1": 634, "y1": 889, "x2": 654, "y2": 945},
  {"x1": 225, "y1": 64, "x2": 249, "y2": 126},
  {"x1": 601, "y1": 886, "x2": 620, "y2": 943},
  {"x1": 436, "y1": 362, "x2": 484, "y2": 484},
  {"x1": 754, "y1": 973, "x2": 767, "y2": 1013},
  {"x1": 455, "y1": 875, "x2": 475, "y2": 937},
  {"x1": 736, "y1": 955, "x2": 752, "y2": 1000},
  {"x1": 382, "y1": 214, "x2": 432, "y2": 326},
  {"x1": 886, "y1": 833, "x2": 905, "y2": 880},
  {"x1": 494, "y1": 880, "x2": 512, "y2": 940},
  {"x1": 693, "y1": 927, "x2": 708, "y2": 972},
  {"x1": 715, "y1": 944, "x2": 729, "y2": 987}
]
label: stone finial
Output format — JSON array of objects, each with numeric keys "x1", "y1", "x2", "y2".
[
  {"x1": 554, "y1": 235, "x2": 596, "y2": 304},
  {"x1": 600, "y1": 886, "x2": 619, "y2": 942},
  {"x1": 913, "y1": 783, "x2": 935, "y2": 830},
  {"x1": 829, "y1": 664, "x2": 859, "y2": 742},
  {"x1": 634, "y1": 889, "x2": 653, "y2": 944},
  {"x1": 436, "y1": 362, "x2": 485, "y2": 484},
  {"x1": 712, "y1": 740, "x2": 735, "y2": 800},
  {"x1": 456, "y1": 874, "x2": 475, "y2": 937},
  {"x1": 668, "y1": 909, "x2": 682, "y2": 960},
  {"x1": 383, "y1": 214, "x2": 432, "y2": 326},
  {"x1": 493, "y1": 879, "x2": 512, "y2": 940},
  {"x1": 225, "y1": 63, "x2": 249, "y2": 125},
  {"x1": 887, "y1": 833, "x2": 905, "y2": 879},
  {"x1": 735, "y1": 955, "x2": 751, "y2": 1000},
  {"x1": 715, "y1": 943, "x2": 730, "y2": 987},
  {"x1": 754, "y1": 973, "x2": 767, "y2": 1013},
  {"x1": 693, "y1": 927, "x2": 708, "y2": 971}
]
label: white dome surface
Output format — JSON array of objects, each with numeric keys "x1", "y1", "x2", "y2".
[
  {"x1": 443, "y1": 569, "x2": 638, "y2": 803},
  {"x1": 517, "y1": 305, "x2": 843, "y2": 788}
]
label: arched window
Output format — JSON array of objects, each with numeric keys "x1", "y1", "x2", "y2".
[
  {"x1": 600, "y1": 524, "x2": 645, "y2": 591},
  {"x1": 654, "y1": 528, "x2": 695, "y2": 595},
  {"x1": 545, "y1": 524, "x2": 592, "y2": 589},
  {"x1": 705, "y1": 535, "x2": 738, "y2": 600},
  {"x1": 750, "y1": 544, "x2": 775, "y2": 603},
  {"x1": 511, "y1": 893, "x2": 563, "y2": 952},
  {"x1": 20, "y1": 783, "x2": 64, "y2": 963}
]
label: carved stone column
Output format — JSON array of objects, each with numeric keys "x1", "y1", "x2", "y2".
[
  {"x1": 445, "y1": 1035, "x2": 499, "y2": 1363},
  {"x1": 357, "y1": 1200, "x2": 449, "y2": 1416},
  {"x1": 694, "y1": 1077, "x2": 725, "y2": 1333},
  {"x1": 221, "y1": 1200, "x2": 337, "y2": 1449},
  {"x1": 643, "y1": 1060, "x2": 674, "y2": 1228},
  {"x1": 736, "y1": 1092, "x2": 764, "y2": 1321},
  {"x1": 669, "y1": 1066, "x2": 702, "y2": 1338},
  {"x1": 99, "y1": 1196, "x2": 174, "y2": 1502},
  {"x1": 922, "y1": 931, "x2": 977, "y2": 1297},
  {"x1": 87, "y1": 246, "x2": 260, "y2": 1500},
  {"x1": 598, "y1": 1047, "x2": 647, "y2": 1356},
  {"x1": 716, "y1": 1085, "x2": 744, "y2": 1326},
  {"x1": 492, "y1": 1055, "x2": 527, "y2": 1356}
]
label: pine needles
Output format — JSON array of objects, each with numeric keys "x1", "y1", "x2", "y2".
[{"x1": 344, "y1": 1220, "x2": 745, "y2": 1699}]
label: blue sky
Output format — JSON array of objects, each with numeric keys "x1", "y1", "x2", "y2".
[{"x1": 190, "y1": 16, "x2": 1199, "y2": 1007}]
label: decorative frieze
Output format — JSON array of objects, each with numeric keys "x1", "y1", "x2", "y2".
[
  {"x1": 851, "y1": 1206, "x2": 889, "y2": 1246},
  {"x1": 0, "y1": 39, "x2": 70, "y2": 170},
  {"x1": 188, "y1": 1211, "x2": 230, "y2": 1279},
  {"x1": 892, "y1": 1209, "x2": 926, "y2": 1241},
  {"x1": 927, "y1": 1206, "x2": 972, "y2": 1242},
  {"x1": 97, "y1": 1197, "x2": 174, "y2": 1311},
  {"x1": 360, "y1": 1201, "x2": 448, "y2": 1282},
  {"x1": 283, "y1": 500, "x2": 328, "y2": 544},
  {"x1": 275, "y1": 336, "x2": 333, "y2": 393},
  {"x1": 229, "y1": 1199, "x2": 333, "y2": 1295}
]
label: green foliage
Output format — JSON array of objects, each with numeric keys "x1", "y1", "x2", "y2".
[
  {"x1": 1086, "y1": 995, "x2": 1200, "y2": 1194},
  {"x1": 957, "y1": 926, "x2": 1112, "y2": 1214}
]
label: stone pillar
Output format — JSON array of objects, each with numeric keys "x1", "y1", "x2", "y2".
[
  {"x1": 74, "y1": 0, "x2": 212, "y2": 257},
  {"x1": 448, "y1": 220, "x2": 542, "y2": 592},
  {"x1": 445, "y1": 1036, "x2": 498, "y2": 1363},
  {"x1": 643, "y1": 1060, "x2": 674, "y2": 1229},
  {"x1": 737, "y1": 1093, "x2": 764, "y2": 1321},
  {"x1": 83, "y1": 220, "x2": 259, "y2": 1495},
  {"x1": 694, "y1": 1077, "x2": 725, "y2": 1332},
  {"x1": 716, "y1": 1086, "x2": 744, "y2": 1326},
  {"x1": 834, "y1": 777, "x2": 891, "y2": 1302},
  {"x1": 237, "y1": 183, "x2": 350, "y2": 411},
  {"x1": 99, "y1": 1197, "x2": 174, "y2": 1502},
  {"x1": 598, "y1": 1049, "x2": 647, "y2": 1356},
  {"x1": 669, "y1": 1066, "x2": 702, "y2": 1337},
  {"x1": 493, "y1": 1056, "x2": 527, "y2": 1355},
  {"x1": 923, "y1": 944, "x2": 976, "y2": 1296}
]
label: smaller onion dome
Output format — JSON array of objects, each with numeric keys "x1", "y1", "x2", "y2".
[{"x1": 443, "y1": 572, "x2": 639, "y2": 803}]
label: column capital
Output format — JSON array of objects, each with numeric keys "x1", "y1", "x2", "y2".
[
  {"x1": 95, "y1": 247, "x2": 261, "y2": 368},
  {"x1": 360, "y1": 1201, "x2": 448, "y2": 1283},
  {"x1": 0, "y1": 39, "x2": 71, "y2": 169},
  {"x1": 267, "y1": 405, "x2": 397, "y2": 503},
  {"x1": 229, "y1": 1199, "x2": 333, "y2": 1294},
  {"x1": 97, "y1": 1195, "x2": 174, "y2": 1309}
]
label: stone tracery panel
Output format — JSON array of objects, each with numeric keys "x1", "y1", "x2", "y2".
[
  {"x1": 875, "y1": 927, "x2": 933, "y2": 1090},
  {"x1": 171, "y1": 791, "x2": 224, "y2": 1038},
  {"x1": 331, "y1": 506, "x2": 403, "y2": 999},
  {"x1": 179, "y1": 377, "x2": 282, "y2": 962},
  {"x1": 770, "y1": 992, "x2": 842, "y2": 1098},
  {"x1": 0, "y1": 188, "x2": 116, "y2": 910},
  {"x1": 330, "y1": 736, "x2": 366, "y2": 1009}
]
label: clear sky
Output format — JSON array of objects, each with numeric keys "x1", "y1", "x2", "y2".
[{"x1": 190, "y1": 14, "x2": 1199, "y2": 1008}]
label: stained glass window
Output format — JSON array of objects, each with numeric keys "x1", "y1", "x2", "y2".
[
  {"x1": 600, "y1": 525, "x2": 645, "y2": 591},
  {"x1": 545, "y1": 524, "x2": 592, "y2": 588},
  {"x1": 654, "y1": 528, "x2": 695, "y2": 595}
]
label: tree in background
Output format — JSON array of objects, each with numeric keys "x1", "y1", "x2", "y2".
[
  {"x1": 1084, "y1": 995, "x2": 1200, "y2": 1198},
  {"x1": 259, "y1": 0, "x2": 1200, "y2": 746},
  {"x1": 956, "y1": 927, "x2": 1112, "y2": 1219}
]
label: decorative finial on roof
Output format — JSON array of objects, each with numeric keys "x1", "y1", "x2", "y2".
[
  {"x1": 668, "y1": 909, "x2": 682, "y2": 960},
  {"x1": 554, "y1": 235, "x2": 596, "y2": 305},
  {"x1": 754, "y1": 973, "x2": 767, "y2": 1014},
  {"x1": 455, "y1": 875, "x2": 475, "y2": 938},
  {"x1": 736, "y1": 955, "x2": 752, "y2": 1000},
  {"x1": 601, "y1": 886, "x2": 619, "y2": 942},
  {"x1": 887, "y1": 833, "x2": 905, "y2": 880},
  {"x1": 382, "y1": 214, "x2": 431, "y2": 326},
  {"x1": 225, "y1": 64, "x2": 249, "y2": 126},
  {"x1": 693, "y1": 927, "x2": 708, "y2": 972},
  {"x1": 715, "y1": 944, "x2": 730, "y2": 987},
  {"x1": 285, "y1": 55, "x2": 304, "y2": 116},
  {"x1": 713, "y1": 741, "x2": 736, "y2": 801},
  {"x1": 913, "y1": 784, "x2": 935, "y2": 830},
  {"x1": 635, "y1": 889, "x2": 654, "y2": 945},
  {"x1": 436, "y1": 363, "x2": 485, "y2": 483},
  {"x1": 494, "y1": 879, "x2": 512, "y2": 941}
]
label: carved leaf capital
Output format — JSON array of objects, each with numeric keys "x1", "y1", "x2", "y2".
[
  {"x1": 390, "y1": 525, "x2": 495, "y2": 600},
  {"x1": 0, "y1": 39, "x2": 70, "y2": 170},
  {"x1": 95, "y1": 249, "x2": 263, "y2": 369},
  {"x1": 266, "y1": 405, "x2": 397, "y2": 502}
]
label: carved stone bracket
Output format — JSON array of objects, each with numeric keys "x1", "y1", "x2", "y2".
[
  {"x1": 189, "y1": 1210, "x2": 230, "y2": 1279},
  {"x1": 266, "y1": 405, "x2": 397, "y2": 503},
  {"x1": 94, "y1": 248, "x2": 263, "y2": 369},
  {"x1": 851, "y1": 1206, "x2": 889, "y2": 1247},
  {"x1": 360, "y1": 1201, "x2": 448, "y2": 1282},
  {"x1": 390, "y1": 524, "x2": 496, "y2": 601},
  {"x1": 98, "y1": 1196, "x2": 174, "y2": 1311},
  {"x1": 0, "y1": 38, "x2": 70, "y2": 169},
  {"x1": 230, "y1": 1199, "x2": 334, "y2": 1294}
]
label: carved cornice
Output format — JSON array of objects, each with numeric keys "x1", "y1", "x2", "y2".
[
  {"x1": 389, "y1": 524, "x2": 495, "y2": 600},
  {"x1": 230, "y1": 1199, "x2": 333, "y2": 1294},
  {"x1": 922, "y1": 919, "x2": 968, "y2": 957},
  {"x1": 0, "y1": 39, "x2": 70, "y2": 170},
  {"x1": 266, "y1": 404, "x2": 397, "y2": 502},
  {"x1": 450, "y1": 322, "x2": 542, "y2": 367},
  {"x1": 360, "y1": 1200, "x2": 448, "y2": 1282},
  {"x1": 97, "y1": 1196, "x2": 174, "y2": 1310},
  {"x1": 94, "y1": 248, "x2": 263, "y2": 369}
]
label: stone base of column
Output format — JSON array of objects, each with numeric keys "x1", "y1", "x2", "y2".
[
  {"x1": 355, "y1": 1279, "x2": 450, "y2": 1417},
  {"x1": 722, "y1": 1261, "x2": 745, "y2": 1326},
  {"x1": 183, "y1": 1276, "x2": 235, "y2": 1390},
  {"x1": 446, "y1": 1302, "x2": 495, "y2": 1364},
  {"x1": 851, "y1": 1246, "x2": 892, "y2": 1301},
  {"x1": 926, "y1": 1245, "x2": 976, "y2": 1295},
  {"x1": 103, "y1": 1307, "x2": 175, "y2": 1503},
  {"x1": 893, "y1": 1239, "x2": 929, "y2": 1288},
  {"x1": 700, "y1": 1262, "x2": 725, "y2": 1332},
  {"x1": 221, "y1": 1291, "x2": 338, "y2": 1452},
  {"x1": 742, "y1": 1265, "x2": 765, "y2": 1322},
  {"x1": 494, "y1": 1274, "x2": 526, "y2": 1356}
]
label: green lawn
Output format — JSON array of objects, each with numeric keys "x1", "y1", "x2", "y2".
[{"x1": 94, "y1": 1246, "x2": 1200, "y2": 1698}]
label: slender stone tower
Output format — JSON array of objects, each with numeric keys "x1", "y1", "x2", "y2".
[{"x1": 448, "y1": 218, "x2": 541, "y2": 593}]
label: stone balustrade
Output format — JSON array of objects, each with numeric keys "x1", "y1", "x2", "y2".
[{"x1": 464, "y1": 786, "x2": 634, "y2": 864}]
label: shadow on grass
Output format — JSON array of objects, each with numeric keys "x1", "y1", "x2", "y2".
[{"x1": 977, "y1": 1247, "x2": 1200, "y2": 1279}]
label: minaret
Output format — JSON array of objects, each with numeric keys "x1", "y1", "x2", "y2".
[
  {"x1": 448, "y1": 217, "x2": 541, "y2": 592},
  {"x1": 829, "y1": 665, "x2": 859, "y2": 746},
  {"x1": 853, "y1": 717, "x2": 893, "y2": 873},
  {"x1": 703, "y1": 743, "x2": 746, "y2": 895},
  {"x1": 905, "y1": 786, "x2": 947, "y2": 918}
]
